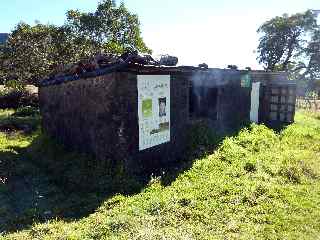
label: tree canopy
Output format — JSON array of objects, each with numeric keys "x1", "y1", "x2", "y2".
[
  {"x1": 65, "y1": 1, "x2": 150, "y2": 55},
  {"x1": 257, "y1": 10, "x2": 320, "y2": 94},
  {"x1": 0, "y1": 0, "x2": 151, "y2": 86},
  {"x1": 257, "y1": 10, "x2": 318, "y2": 71}
]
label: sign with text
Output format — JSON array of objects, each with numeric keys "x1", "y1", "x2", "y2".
[
  {"x1": 138, "y1": 75, "x2": 170, "y2": 151},
  {"x1": 241, "y1": 73, "x2": 251, "y2": 88}
]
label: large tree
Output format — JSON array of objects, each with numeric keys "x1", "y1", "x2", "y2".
[
  {"x1": 257, "y1": 10, "x2": 318, "y2": 71},
  {"x1": 0, "y1": 23, "x2": 78, "y2": 85},
  {"x1": 257, "y1": 10, "x2": 320, "y2": 95},
  {"x1": 0, "y1": 0, "x2": 150, "y2": 86},
  {"x1": 65, "y1": 1, "x2": 151, "y2": 55}
]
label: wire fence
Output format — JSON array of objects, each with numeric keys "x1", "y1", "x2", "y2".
[{"x1": 296, "y1": 98, "x2": 320, "y2": 111}]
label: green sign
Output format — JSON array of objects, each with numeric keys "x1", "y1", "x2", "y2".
[{"x1": 241, "y1": 74, "x2": 251, "y2": 88}]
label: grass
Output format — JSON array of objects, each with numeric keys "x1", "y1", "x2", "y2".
[{"x1": 0, "y1": 109, "x2": 320, "y2": 239}]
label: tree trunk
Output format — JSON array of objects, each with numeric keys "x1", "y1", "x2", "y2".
[{"x1": 282, "y1": 33, "x2": 299, "y2": 71}]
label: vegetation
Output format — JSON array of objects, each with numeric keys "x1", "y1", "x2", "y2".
[
  {"x1": 257, "y1": 10, "x2": 320, "y2": 94},
  {"x1": 0, "y1": 109, "x2": 319, "y2": 239},
  {"x1": 257, "y1": 10, "x2": 317, "y2": 71},
  {"x1": 0, "y1": 0, "x2": 150, "y2": 86},
  {"x1": 0, "y1": 86, "x2": 38, "y2": 109}
]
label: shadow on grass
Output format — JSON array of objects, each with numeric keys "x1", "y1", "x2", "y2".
[
  {"x1": 0, "y1": 133, "x2": 151, "y2": 233},
  {"x1": 0, "y1": 120, "x2": 249, "y2": 234},
  {"x1": 0, "y1": 108, "x2": 153, "y2": 233},
  {"x1": 159, "y1": 120, "x2": 250, "y2": 187}
]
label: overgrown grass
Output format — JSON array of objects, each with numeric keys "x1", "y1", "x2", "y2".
[{"x1": 1, "y1": 110, "x2": 320, "y2": 239}]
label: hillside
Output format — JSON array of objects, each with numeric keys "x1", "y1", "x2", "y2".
[{"x1": 0, "y1": 110, "x2": 320, "y2": 239}]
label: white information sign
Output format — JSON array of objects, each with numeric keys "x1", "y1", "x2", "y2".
[{"x1": 138, "y1": 75, "x2": 170, "y2": 151}]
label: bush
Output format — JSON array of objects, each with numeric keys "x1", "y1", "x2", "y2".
[
  {"x1": 12, "y1": 106, "x2": 39, "y2": 117},
  {"x1": 186, "y1": 120, "x2": 221, "y2": 158},
  {"x1": 0, "y1": 87, "x2": 38, "y2": 109},
  {"x1": 0, "y1": 89, "x2": 22, "y2": 109}
]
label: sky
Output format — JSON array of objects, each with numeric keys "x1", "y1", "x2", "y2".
[{"x1": 0, "y1": 0, "x2": 319, "y2": 69}]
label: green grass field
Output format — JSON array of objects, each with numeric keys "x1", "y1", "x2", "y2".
[{"x1": 0, "y1": 109, "x2": 320, "y2": 239}]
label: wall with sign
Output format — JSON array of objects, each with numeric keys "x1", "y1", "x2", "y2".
[{"x1": 138, "y1": 75, "x2": 170, "y2": 151}]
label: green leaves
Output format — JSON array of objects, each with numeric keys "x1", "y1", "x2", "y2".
[
  {"x1": 0, "y1": 0, "x2": 151, "y2": 86},
  {"x1": 65, "y1": 0, "x2": 151, "y2": 56},
  {"x1": 257, "y1": 10, "x2": 320, "y2": 95},
  {"x1": 257, "y1": 10, "x2": 318, "y2": 72}
]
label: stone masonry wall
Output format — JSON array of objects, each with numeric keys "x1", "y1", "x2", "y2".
[
  {"x1": 39, "y1": 69, "x2": 190, "y2": 176},
  {"x1": 190, "y1": 69, "x2": 251, "y2": 133}
]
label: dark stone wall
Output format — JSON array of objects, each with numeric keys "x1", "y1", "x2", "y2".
[
  {"x1": 259, "y1": 82, "x2": 297, "y2": 127},
  {"x1": 39, "y1": 65, "x2": 295, "y2": 180},
  {"x1": 190, "y1": 69, "x2": 251, "y2": 133},
  {"x1": 249, "y1": 71, "x2": 296, "y2": 126},
  {"x1": 189, "y1": 69, "x2": 293, "y2": 133},
  {"x1": 250, "y1": 71, "x2": 288, "y2": 84},
  {"x1": 39, "y1": 69, "x2": 190, "y2": 174}
]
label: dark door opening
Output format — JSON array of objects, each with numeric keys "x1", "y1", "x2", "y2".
[{"x1": 190, "y1": 86, "x2": 218, "y2": 121}]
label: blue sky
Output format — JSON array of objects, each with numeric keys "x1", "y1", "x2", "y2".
[{"x1": 0, "y1": 0, "x2": 319, "y2": 69}]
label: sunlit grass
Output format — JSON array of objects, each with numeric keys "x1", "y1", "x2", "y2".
[{"x1": 1, "y1": 110, "x2": 320, "y2": 239}]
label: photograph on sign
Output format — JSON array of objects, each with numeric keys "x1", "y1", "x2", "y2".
[{"x1": 142, "y1": 99, "x2": 152, "y2": 118}]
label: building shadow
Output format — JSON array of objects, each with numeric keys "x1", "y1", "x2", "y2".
[
  {"x1": 159, "y1": 121, "x2": 249, "y2": 187},
  {"x1": 0, "y1": 121, "x2": 248, "y2": 234},
  {"x1": 0, "y1": 133, "x2": 149, "y2": 234}
]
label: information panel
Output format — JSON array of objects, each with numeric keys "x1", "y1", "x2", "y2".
[
  {"x1": 138, "y1": 75, "x2": 170, "y2": 151},
  {"x1": 241, "y1": 73, "x2": 251, "y2": 88}
]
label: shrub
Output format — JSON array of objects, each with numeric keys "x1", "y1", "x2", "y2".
[
  {"x1": 12, "y1": 106, "x2": 39, "y2": 117},
  {"x1": 186, "y1": 120, "x2": 221, "y2": 158},
  {"x1": 0, "y1": 87, "x2": 38, "y2": 109}
]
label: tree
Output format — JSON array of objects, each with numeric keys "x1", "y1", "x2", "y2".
[
  {"x1": 257, "y1": 10, "x2": 320, "y2": 96},
  {"x1": 0, "y1": 23, "x2": 78, "y2": 85},
  {"x1": 65, "y1": 0, "x2": 151, "y2": 55},
  {"x1": 0, "y1": 0, "x2": 150, "y2": 86},
  {"x1": 257, "y1": 10, "x2": 317, "y2": 71},
  {"x1": 306, "y1": 29, "x2": 320, "y2": 79}
]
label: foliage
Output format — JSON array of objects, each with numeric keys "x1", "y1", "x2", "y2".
[
  {"x1": 257, "y1": 10, "x2": 320, "y2": 96},
  {"x1": 305, "y1": 28, "x2": 320, "y2": 82},
  {"x1": 0, "y1": 87, "x2": 38, "y2": 109},
  {"x1": 257, "y1": 10, "x2": 318, "y2": 72},
  {"x1": 186, "y1": 121, "x2": 221, "y2": 158},
  {"x1": 0, "y1": 110, "x2": 320, "y2": 239},
  {"x1": 65, "y1": 1, "x2": 151, "y2": 55},
  {"x1": 12, "y1": 106, "x2": 39, "y2": 117},
  {"x1": 0, "y1": 0, "x2": 151, "y2": 86},
  {"x1": 1, "y1": 23, "x2": 71, "y2": 85}
]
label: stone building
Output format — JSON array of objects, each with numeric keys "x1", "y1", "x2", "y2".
[
  {"x1": 40, "y1": 64, "x2": 191, "y2": 173},
  {"x1": 39, "y1": 63, "x2": 296, "y2": 174},
  {"x1": 189, "y1": 69, "x2": 296, "y2": 131}
]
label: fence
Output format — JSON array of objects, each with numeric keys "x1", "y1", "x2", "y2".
[{"x1": 296, "y1": 98, "x2": 320, "y2": 111}]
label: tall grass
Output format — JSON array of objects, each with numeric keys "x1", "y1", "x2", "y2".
[{"x1": 1, "y1": 110, "x2": 320, "y2": 239}]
